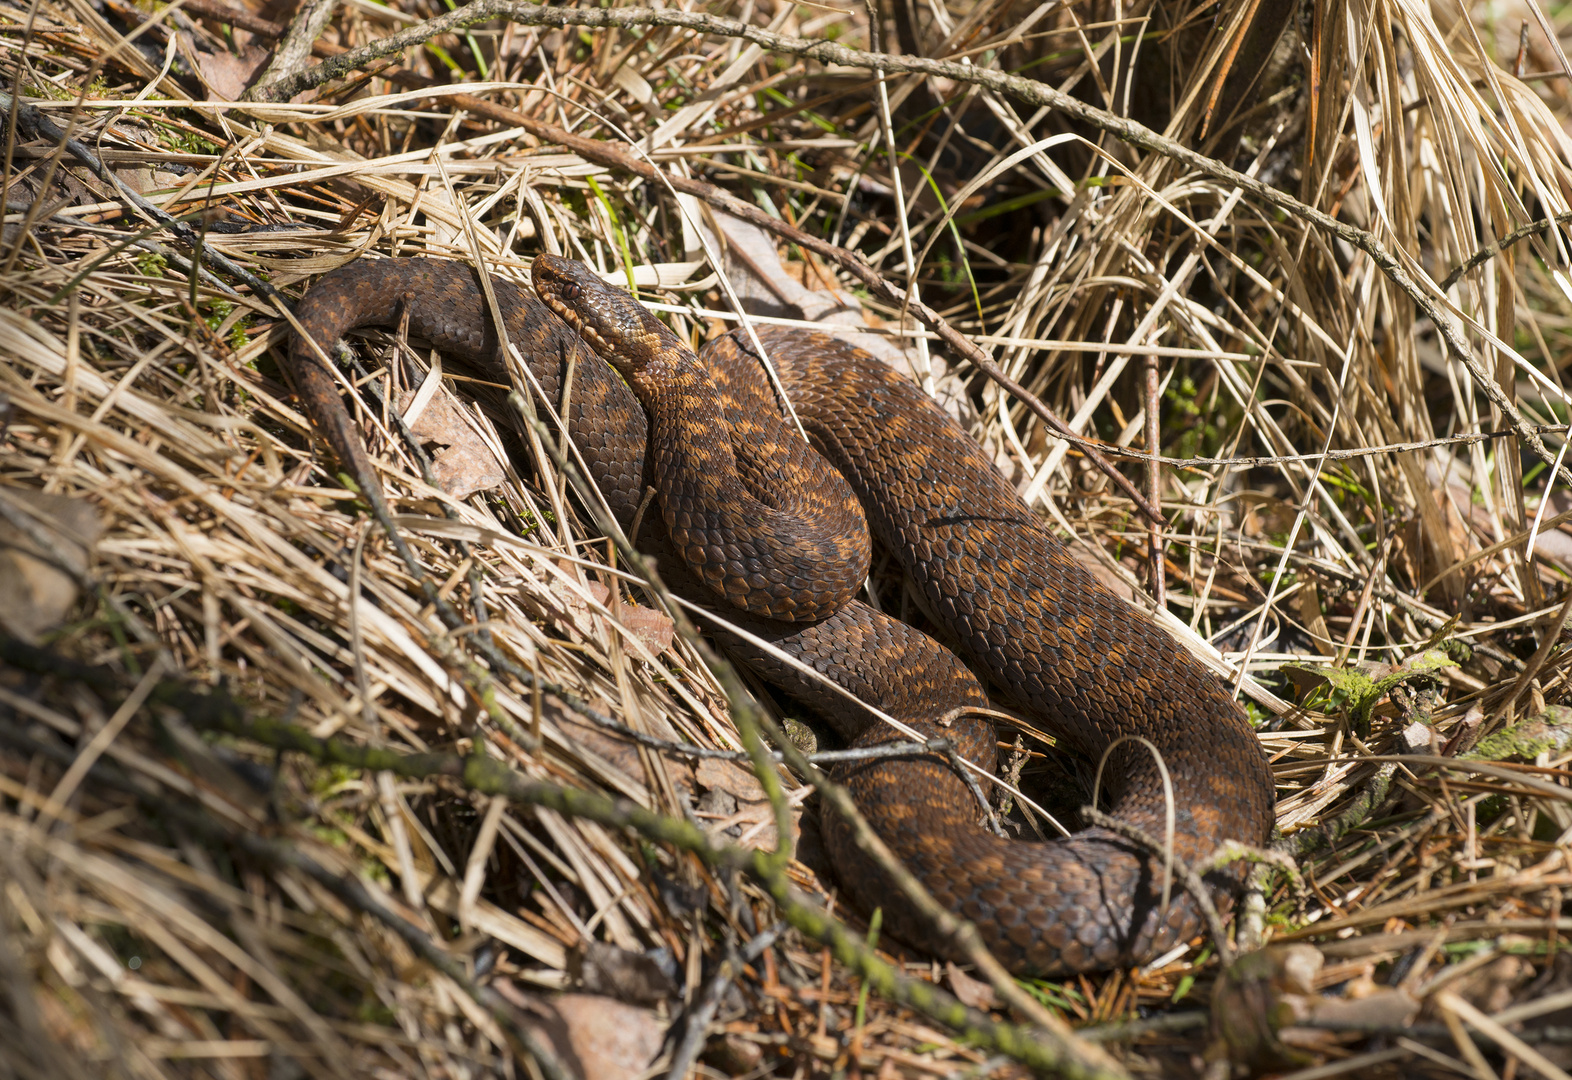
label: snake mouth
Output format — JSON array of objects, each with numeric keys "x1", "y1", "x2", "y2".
[
  {"x1": 538, "y1": 287, "x2": 614, "y2": 357},
  {"x1": 532, "y1": 254, "x2": 628, "y2": 362}
]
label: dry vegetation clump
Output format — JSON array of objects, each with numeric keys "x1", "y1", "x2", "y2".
[{"x1": 2, "y1": 0, "x2": 1572, "y2": 1076}]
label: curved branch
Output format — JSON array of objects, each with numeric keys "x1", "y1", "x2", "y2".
[{"x1": 245, "y1": 1, "x2": 1572, "y2": 491}]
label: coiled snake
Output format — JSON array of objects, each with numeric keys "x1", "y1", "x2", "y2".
[{"x1": 289, "y1": 255, "x2": 1275, "y2": 975}]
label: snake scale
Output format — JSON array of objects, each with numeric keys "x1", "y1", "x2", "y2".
[{"x1": 289, "y1": 255, "x2": 1275, "y2": 975}]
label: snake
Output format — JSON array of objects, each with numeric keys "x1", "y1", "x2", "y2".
[{"x1": 288, "y1": 255, "x2": 1276, "y2": 976}]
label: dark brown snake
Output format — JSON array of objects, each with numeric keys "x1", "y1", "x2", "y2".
[{"x1": 289, "y1": 255, "x2": 1276, "y2": 976}]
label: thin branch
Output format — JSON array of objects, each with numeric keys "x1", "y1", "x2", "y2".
[
  {"x1": 662, "y1": 924, "x2": 782, "y2": 1080},
  {"x1": 464, "y1": 94, "x2": 1162, "y2": 522},
  {"x1": 244, "y1": 0, "x2": 337, "y2": 100},
  {"x1": 1, "y1": 90, "x2": 269, "y2": 298},
  {"x1": 0, "y1": 705, "x2": 581, "y2": 1080},
  {"x1": 754, "y1": 689, "x2": 1097, "y2": 1040},
  {"x1": 1440, "y1": 210, "x2": 1572, "y2": 291},
  {"x1": 0, "y1": 635, "x2": 1129, "y2": 1080},
  {"x1": 574, "y1": 703, "x2": 979, "y2": 771},
  {"x1": 0, "y1": 90, "x2": 576, "y2": 755}
]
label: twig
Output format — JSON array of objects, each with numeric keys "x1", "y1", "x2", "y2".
[
  {"x1": 0, "y1": 706, "x2": 580, "y2": 1080},
  {"x1": 754, "y1": 696, "x2": 1094, "y2": 1041},
  {"x1": 1440, "y1": 210, "x2": 1572, "y2": 291},
  {"x1": 236, "y1": 84, "x2": 1161, "y2": 524},
  {"x1": 0, "y1": 88, "x2": 554, "y2": 753},
  {"x1": 663, "y1": 924, "x2": 782, "y2": 1080},
  {"x1": 183, "y1": 0, "x2": 336, "y2": 50},
  {"x1": 1293, "y1": 1017, "x2": 1572, "y2": 1045},
  {"x1": 1495, "y1": 587, "x2": 1572, "y2": 721},
  {"x1": 333, "y1": 341, "x2": 499, "y2": 641},
  {"x1": 0, "y1": 90, "x2": 270, "y2": 299},
  {"x1": 1283, "y1": 762, "x2": 1399, "y2": 858},
  {"x1": 942, "y1": 424, "x2": 1567, "y2": 473},
  {"x1": 572, "y1": 702, "x2": 983, "y2": 771},
  {"x1": 1080, "y1": 1011, "x2": 1210, "y2": 1043},
  {"x1": 244, "y1": 0, "x2": 337, "y2": 100}
]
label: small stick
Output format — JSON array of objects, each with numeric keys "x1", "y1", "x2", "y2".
[{"x1": 1144, "y1": 353, "x2": 1165, "y2": 607}]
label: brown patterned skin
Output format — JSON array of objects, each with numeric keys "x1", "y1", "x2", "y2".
[
  {"x1": 531, "y1": 254, "x2": 869, "y2": 621},
  {"x1": 288, "y1": 257, "x2": 1277, "y2": 976}
]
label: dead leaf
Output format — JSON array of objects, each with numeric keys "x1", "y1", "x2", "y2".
[
  {"x1": 492, "y1": 983, "x2": 665, "y2": 1080},
  {"x1": 693, "y1": 757, "x2": 794, "y2": 850},
  {"x1": 695, "y1": 757, "x2": 768, "y2": 805},
  {"x1": 944, "y1": 962, "x2": 1000, "y2": 1010},
  {"x1": 427, "y1": 444, "x2": 506, "y2": 500},
  {"x1": 185, "y1": 36, "x2": 270, "y2": 101},
  {"x1": 394, "y1": 388, "x2": 506, "y2": 499},
  {"x1": 566, "y1": 581, "x2": 674, "y2": 656},
  {"x1": 1397, "y1": 719, "x2": 1438, "y2": 756}
]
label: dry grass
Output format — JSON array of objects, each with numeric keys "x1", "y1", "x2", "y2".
[{"x1": 2, "y1": 0, "x2": 1572, "y2": 1076}]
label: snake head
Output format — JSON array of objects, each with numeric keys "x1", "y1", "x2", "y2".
[{"x1": 532, "y1": 253, "x2": 674, "y2": 378}]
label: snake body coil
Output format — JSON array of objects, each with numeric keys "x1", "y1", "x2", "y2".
[{"x1": 290, "y1": 256, "x2": 1276, "y2": 975}]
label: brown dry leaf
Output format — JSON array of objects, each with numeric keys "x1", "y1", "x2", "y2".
[
  {"x1": 494, "y1": 984, "x2": 666, "y2": 1080},
  {"x1": 693, "y1": 756, "x2": 793, "y2": 850},
  {"x1": 1397, "y1": 719, "x2": 1439, "y2": 755},
  {"x1": 572, "y1": 580, "x2": 675, "y2": 657},
  {"x1": 396, "y1": 388, "x2": 506, "y2": 499},
  {"x1": 944, "y1": 962, "x2": 1000, "y2": 1011},
  {"x1": 0, "y1": 487, "x2": 102, "y2": 642},
  {"x1": 184, "y1": 36, "x2": 270, "y2": 101},
  {"x1": 694, "y1": 756, "x2": 768, "y2": 805},
  {"x1": 427, "y1": 444, "x2": 506, "y2": 500}
]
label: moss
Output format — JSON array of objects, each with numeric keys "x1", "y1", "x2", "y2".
[{"x1": 1465, "y1": 706, "x2": 1572, "y2": 762}]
